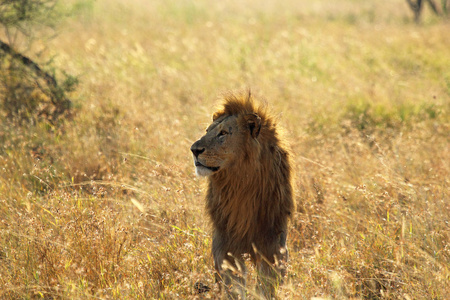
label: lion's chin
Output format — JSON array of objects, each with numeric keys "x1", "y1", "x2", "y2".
[
  {"x1": 195, "y1": 166, "x2": 214, "y2": 177},
  {"x1": 195, "y1": 162, "x2": 219, "y2": 177}
]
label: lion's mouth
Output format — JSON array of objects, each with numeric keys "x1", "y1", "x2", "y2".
[{"x1": 195, "y1": 161, "x2": 220, "y2": 172}]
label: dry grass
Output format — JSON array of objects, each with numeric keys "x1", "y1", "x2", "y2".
[{"x1": 0, "y1": 0, "x2": 449, "y2": 299}]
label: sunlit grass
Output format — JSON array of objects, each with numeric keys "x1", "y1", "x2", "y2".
[{"x1": 0, "y1": 0, "x2": 449, "y2": 298}]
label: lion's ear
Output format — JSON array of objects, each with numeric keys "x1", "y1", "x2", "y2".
[{"x1": 244, "y1": 113, "x2": 261, "y2": 139}]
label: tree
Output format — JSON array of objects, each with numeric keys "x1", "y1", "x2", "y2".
[{"x1": 0, "y1": 0, "x2": 76, "y2": 123}]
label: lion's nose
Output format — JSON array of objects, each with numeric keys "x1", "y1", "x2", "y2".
[{"x1": 191, "y1": 145, "x2": 205, "y2": 158}]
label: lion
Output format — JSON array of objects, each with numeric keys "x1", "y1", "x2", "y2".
[{"x1": 190, "y1": 92, "x2": 295, "y2": 299}]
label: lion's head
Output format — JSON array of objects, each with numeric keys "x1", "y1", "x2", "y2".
[{"x1": 190, "y1": 106, "x2": 261, "y2": 177}]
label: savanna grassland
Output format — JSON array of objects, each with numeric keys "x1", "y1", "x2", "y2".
[{"x1": 0, "y1": 0, "x2": 449, "y2": 299}]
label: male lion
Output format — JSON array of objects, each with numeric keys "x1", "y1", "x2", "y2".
[{"x1": 191, "y1": 92, "x2": 295, "y2": 299}]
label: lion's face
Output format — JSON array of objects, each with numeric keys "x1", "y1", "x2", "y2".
[
  {"x1": 190, "y1": 113, "x2": 261, "y2": 176},
  {"x1": 190, "y1": 115, "x2": 240, "y2": 177}
]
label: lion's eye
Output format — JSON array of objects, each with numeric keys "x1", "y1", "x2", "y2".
[{"x1": 218, "y1": 130, "x2": 228, "y2": 137}]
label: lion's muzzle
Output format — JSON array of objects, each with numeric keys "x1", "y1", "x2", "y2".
[{"x1": 191, "y1": 140, "x2": 220, "y2": 176}]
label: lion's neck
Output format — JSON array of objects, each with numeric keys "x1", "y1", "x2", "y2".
[{"x1": 207, "y1": 162, "x2": 270, "y2": 240}]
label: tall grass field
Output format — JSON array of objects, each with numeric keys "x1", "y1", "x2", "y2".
[{"x1": 0, "y1": 0, "x2": 448, "y2": 298}]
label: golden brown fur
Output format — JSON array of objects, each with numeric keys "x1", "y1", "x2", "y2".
[{"x1": 190, "y1": 92, "x2": 295, "y2": 299}]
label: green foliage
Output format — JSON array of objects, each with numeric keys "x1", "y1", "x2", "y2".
[
  {"x1": 307, "y1": 99, "x2": 443, "y2": 136},
  {"x1": 157, "y1": 0, "x2": 207, "y2": 24},
  {"x1": 0, "y1": 57, "x2": 77, "y2": 124},
  {"x1": 342, "y1": 99, "x2": 440, "y2": 133},
  {"x1": 0, "y1": 0, "x2": 60, "y2": 35},
  {"x1": 0, "y1": 0, "x2": 77, "y2": 124},
  {"x1": 70, "y1": 0, "x2": 95, "y2": 16}
]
